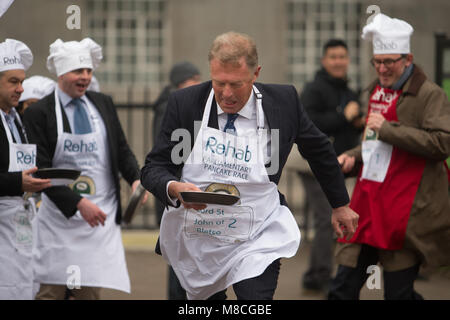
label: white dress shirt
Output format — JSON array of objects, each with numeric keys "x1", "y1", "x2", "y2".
[
  {"x1": 57, "y1": 87, "x2": 112, "y2": 170},
  {"x1": 167, "y1": 90, "x2": 271, "y2": 205},
  {"x1": 1, "y1": 108, "x2": 23, "y2": 143},
  {"x1": 57, "y1": 87, "x2": 97, "y2": 133},
  {"x1": 216, "y1": 91, "x2": 260, "y2": 133}
]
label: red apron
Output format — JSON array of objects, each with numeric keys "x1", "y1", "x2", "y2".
[{"x1": 340, "y1": 85, "x2": 426, "y2": 250}]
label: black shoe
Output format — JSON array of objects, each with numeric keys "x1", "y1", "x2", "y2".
[{"x1": 302, "y1": 277, "x2": 331, "y2": 295}]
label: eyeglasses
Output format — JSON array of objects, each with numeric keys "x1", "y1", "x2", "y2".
[{"x1": 370, "y1": 56, "x2": 404, "y2": 68}]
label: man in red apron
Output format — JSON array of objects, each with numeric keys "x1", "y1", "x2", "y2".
[{"x1": 329, "y1": 14, "x2": 450, "y2": 300}]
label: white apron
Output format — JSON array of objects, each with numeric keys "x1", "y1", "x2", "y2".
[
  {"x1": 160, "y1": 86, "x2": 301, "y2": 300},
  {"x1": 33, "y1": 91, "x2": 130, "y2": 293},
  {"x1": 0, "y1": 111, "x2": 36, "y2": 299}
]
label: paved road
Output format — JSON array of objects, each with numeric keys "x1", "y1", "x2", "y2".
[{"x1": 101, "y1": 230, "x2": 450, "y2": 300}]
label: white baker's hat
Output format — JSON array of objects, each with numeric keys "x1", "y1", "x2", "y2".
[
  {"x1": 46, "y1": 38, "x2": 102, "y2": 76},
  {"x1": 362, "y1": 13, "x2": 414, "y2": 54},
  {"x1": 87, "y1": 75, "x2": 100, "y2": 92},
  {"x1": 0, "y1": 39, "x2": 33, "y2": 72},
  {"x1": 0, "y1": 0, "x2": 15, "y2": 18},
  {"x1": 19, "y1": 75, "x2": 56, "y2": 102}
]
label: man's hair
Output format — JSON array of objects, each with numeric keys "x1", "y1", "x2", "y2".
[
  {"x1": 323, "y1": 39, "x2": 348, "y2": 56},
  {"x1": 208, "y1": 31, "x2": 258, "y2": 71}
]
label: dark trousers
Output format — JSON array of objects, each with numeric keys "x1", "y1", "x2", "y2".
[
  {"x1": 168, "y1": 265, "x2": 187, "y2": 300},
  {"x1": 328, "y1": 244, "x2": 423, "y2": 300},
  {"x1": 298, "y1": 172, "x2": 334, "y2": 287},
  {"x1": 207, "y1": 259, "x2": 281, "y2": 300}
]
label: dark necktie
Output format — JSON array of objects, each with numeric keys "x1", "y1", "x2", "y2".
[
  {"x1": 223, "y1": 113, "x2": 239, "y2": 135},
  {"x1": 72, "y1": 98, "x2": 92, "y2": 134}
]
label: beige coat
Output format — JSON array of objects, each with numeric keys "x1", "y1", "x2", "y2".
[{"x1": 342, "y1": 65, "x2": 450, "y2": 271}]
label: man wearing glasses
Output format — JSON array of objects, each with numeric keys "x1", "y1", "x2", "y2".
[{"x1": 329, "y1": 14, "x2": 450, "y2": 300}]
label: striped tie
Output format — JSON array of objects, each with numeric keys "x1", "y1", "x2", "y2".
[
  {"x1": 223, "y1": 113, "x2": 238, "y2": 135},
  {"x1": 5, "y1": 113, "x2": 22, "y2": 143}
]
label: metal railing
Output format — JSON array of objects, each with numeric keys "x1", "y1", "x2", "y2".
[
  {"x1": 115, "y1": 100, "x2": 157, "y2": 230},
  {"x1": 435, "y1": 32, "x2": 450, "y2": 87}
]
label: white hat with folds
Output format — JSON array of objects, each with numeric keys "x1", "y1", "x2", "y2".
[
  {"x1": 0, "y1": 38, "x2": 33, "y2": 72},
  {"x1": 19, "y1": 75, "x2": 56, "y2": 102},
  {"x1": 87, "y1": 75, "x2": 100, "y2": 92},
  {"x1": 362, "y1": 13, "x2": 414, "y2": 54},
  {"x1": 46, "y1": 38, "x2": 102, "y2": 76},
  {"x1": 0, "y1": 0, "x2": 15, "y2": 18}
]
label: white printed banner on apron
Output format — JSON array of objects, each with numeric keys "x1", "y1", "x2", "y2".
[
  {"x1": 13, "y1": 204, "x2": 34, "y2": 251},
  {"x1": 361, "y1": 140, "x2": 393, "y2": 182},
  {"x1": 184, "y1": 205, "x2": 254, "y2": 243}
]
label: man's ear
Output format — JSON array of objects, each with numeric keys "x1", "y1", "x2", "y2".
[
  {"x1": 405, "y1": 53, "x2": 414, "y2": 66},
  {"x1": 253, "y1": 65, "x2": 262, "y2": 82}
]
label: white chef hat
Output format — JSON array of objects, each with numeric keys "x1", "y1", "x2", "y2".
[
  {"x1": 19, "y1": 75, "x2": 56, "y2": 102},
  {"x1": 46, "y1": 38, "x2": 102, "y2": 77},
  {"x1": 0, "y1": 39, "x2": 33, "y2": 72},
  {"x1": 87, "y1": 75, "x2": 100, "y2": 92},
  {"x1": 0, "y1": 0, "x2": 15, "y2": 19},
  {"x1": 362, "y1": 13, "x2": 414, "y2": 54}
]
